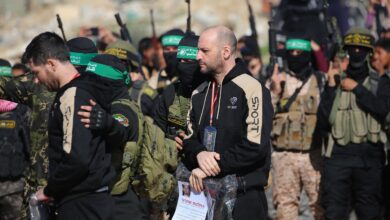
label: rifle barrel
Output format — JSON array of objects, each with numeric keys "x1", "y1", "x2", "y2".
[
  {"x1": 56, "y1": 14, "x2": 67, "y2": 41},
  {"x1": 186, "y1": 0, "x2": 191, "y2": 33},
  {"x1": 115, "y1": 13, "x2": 123, "y2": 26}
]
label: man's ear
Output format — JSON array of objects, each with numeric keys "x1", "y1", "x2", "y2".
[
  {"x1": 46, "y1": 59, "x2": 57, "y2": 72},
  {"x1": 223, "y1": 46, "x2": 232, "y2": 60}
]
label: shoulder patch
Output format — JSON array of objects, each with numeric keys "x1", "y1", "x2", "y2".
[
  {"x1": 143, "y1": 87, "x2": 156, "y2": 98},
  {"x1": 0, "y1": 120, "x2": 15, "y2": 128},
  {"x1": 112, "y1": 114, "x2": 129, "y2": 127}
]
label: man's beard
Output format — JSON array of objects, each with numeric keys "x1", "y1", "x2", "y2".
[{"x1": 200, "y1": 54, "x2": 223, "y2": 76}]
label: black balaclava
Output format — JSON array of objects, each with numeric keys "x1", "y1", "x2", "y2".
[
  {"x1": 346, "y1": 46, "x2": 370, "y2": 81},
  {"x1": 285, "y1": 37, "x2": 312, "y2": 80},
  {"x1": 286, "y1": 51, "x2": 312, "y2": 80},
  {"x1": 67, "y1": 37, "x2": 98, "y2": 74},
  {"x1": 84, "y1": 54, "x2": 129, "y2": 109},
  {"x1": 164, "y1": 52, "x2": 179, "y2": 78},
  {"x1": 0, "y1": 59, "x2": 12, "y2": 77},
  {"x1": 161, "y1": 29, "x2": 185, "y2": 79},
  {"x1": 176, "y1": 34, "x2": 201, "y2": 94}
]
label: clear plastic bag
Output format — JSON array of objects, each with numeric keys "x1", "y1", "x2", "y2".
[
  {"x1": 29, "y1": 194, "x2": 56, "y2": 220},
  {"x1": 175, "y1": 163, "x2": 238, "y2": 220}
]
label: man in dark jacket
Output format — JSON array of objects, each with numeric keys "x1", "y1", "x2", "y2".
[
  {"x1": 183, "y1": 26, "x2": 273, "y2": 220},
  {"x1": 22, "y1": 32, "x2": 116, "y2": 219},
  {"x1": 319, "y1": 28, "x2": 390, "y2": 220}
]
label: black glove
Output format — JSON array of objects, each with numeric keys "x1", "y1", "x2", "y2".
[{"x1": 89, "y1": 104, "x2": 112, "y2": 131}]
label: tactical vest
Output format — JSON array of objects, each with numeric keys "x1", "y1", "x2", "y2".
[
  {"x1": 132, "y1": 91, "x2": 189, "y2": 204},
  {"x1": 166, "y1": 85, "x2": 190, "y2": 138},
  {"x1": 272, "y1": 74, "x2": 321, "y2": 151},
  {"x1": 330, "y1": 77, "x2": 387, "y2": 146},
  {"x1": 128, "y1": 80, "x2": 158, "y2": 108},
  {"x1": 110, "y1": 98, "x2": 145, "y2": 195},
  {"x1": 0, "y1": 105, "x2": 29, "y2": 179}
]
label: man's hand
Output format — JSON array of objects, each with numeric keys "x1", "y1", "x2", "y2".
[
  {"x1": 78, "y1": 99, "x2": 108, "y2": 130},
  {"x1": 35, "y1": 188, "x2": 51, "y2": 202},
  {"x1": 327, "y1": 62, "x2": 341, "y2": 87},
  {"x1": 270, "y1": 64, "x2": 285, "y2": 95},
  {"x1": 196, "y1": 151, "x2": 221, "y2": 176},
  {"x1": 175, "y1": 131, "x2": 185, "y2": 150},
  {"x1": 311, "y1": 40, "x2": 321, "y2": 52},
  {"x1": 189, "y1": 168, "x2": 207, "y2": 193},
  {"x1": 341, "y1": 78, "x2": 358, "y2": 91},
  {"x1": 98, "y1": 26, "x2": 117, "y2": 45}
]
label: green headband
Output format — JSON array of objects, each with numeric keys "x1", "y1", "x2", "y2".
[
  {"x1": 177, "y1": 46, "x2": 198, "y2": 60},
  {"x1": 0, "y1": 66, "x2": 12, "y2": 77},
  {"x1": 70, "y1": 52, "x2": 97, "y2": 66},
  {"x1": 162, "y1": 35, "x2": 184, "y2": 46},
  {"x1": 286, "y1": 39, "x2": 312, "y2": 52},
  {"x1": 86, "y1": 61, "x2": 130, "y2": 85}
]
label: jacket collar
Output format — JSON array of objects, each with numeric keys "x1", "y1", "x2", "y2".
[
  {"x1": 221, "y1": 58, "x2": 249, "y2": 85},
  {"x1": 194, "y1": 58, "x2": 250, "y2": 94}
]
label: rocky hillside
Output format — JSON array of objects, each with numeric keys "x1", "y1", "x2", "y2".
[{"x1": 0, "y1": 0, "x2": 270, "y2": 63}]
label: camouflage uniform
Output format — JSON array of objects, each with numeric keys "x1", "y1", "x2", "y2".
[
  {"x1": 0, "y1": 74, "x2": 34, "y2": 106},
  {"x1": 23, "y1": 85, "x2": 54, "y2": 219},
  {"x1": 271, "y1": 73, "x2": 324, "y2": 220},
  {"x1": 0, "y1": 75, "x2": 53, "y2": 219},
  {"x1": 272, "y1": 151, "x2": 322, "y2": 220}
]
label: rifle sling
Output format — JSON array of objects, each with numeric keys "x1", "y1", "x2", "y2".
[{"x1": 276, "y1": 75, "x2": 310, "y2": 113}]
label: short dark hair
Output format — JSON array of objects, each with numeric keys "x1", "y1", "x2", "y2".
[
  {"x1": 22, "y1": 32, "x2": 69, "y2": 65},
  {"x1": 12, "y1": 63, "x2": 29, "y2": 73},
  {"x1": 138, "y1": 37, "x2": 153, "y2": 55},
  {"x1": 376, "y1": 38, "x2": 390, "y2": 52}
]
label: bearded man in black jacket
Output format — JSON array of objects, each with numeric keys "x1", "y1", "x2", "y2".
[
  {"x1": 22, "y1": 32, "x2": 117, "y2": 220},
  {"x1": 183, "y1": 26, "x2": 273, "y2": 220}
]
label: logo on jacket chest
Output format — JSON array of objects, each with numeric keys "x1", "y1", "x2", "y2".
[{"x1": 227, "y1": 97, "x2": 238, "y2": 110}]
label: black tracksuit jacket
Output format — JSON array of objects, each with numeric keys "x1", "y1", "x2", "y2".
[
  {"x1": 183, "y1": 59, "x2": 273, "y2": 190},
  {"x1": 43, "y1": 74, "x2": 136, "y2": 202}
]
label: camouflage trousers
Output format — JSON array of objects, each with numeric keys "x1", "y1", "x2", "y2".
[
  {"x1": 0, "y1": 179, "x2": 24, "y2": 220},
  {"x1": 21, "y1": 138, "x2": 49, "y2": 219},
  {"x1": 272, "y1": 150, "x2": 323, "y2": 220}
]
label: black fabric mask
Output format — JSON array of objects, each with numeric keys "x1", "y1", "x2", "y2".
[
  {"x1": 346, "y1": 61, "x2": 369, "y2": 81},
  {"x1": 286, "y1": 51, "x2": 311, "y2": 79},
  {"x1": 348, "y1": 49, "x2": 369, "y2": 69},
  {"x1": 346, "y1": 47, "x2": 370, "y2": 81},
  {"x1": 178, "y1": 62, "x2": 201, "y2": 95},
  {"x1": 163, "y1": 52, "x2": 179, "y2": 79}
]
